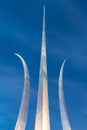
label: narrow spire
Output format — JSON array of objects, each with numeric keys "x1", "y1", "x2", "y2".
[
  {"x1": 59, "y1": 60, "x2": 71, "y2": 130},
  {"x1": 14, "y1": 54, "x2": 30, "y2": 130},
  {"x1": 41, "y1": 6, "x2": 46, "y2": 57},
  {"x1": 40, "y1": 6, "x2": 47, "y2": 75},
  {"x1": 34, "y1": 7, "x2": 50, "y2": 130},
  {"x1": 43, "y1": 6, "x2": 45, "y2": 33}
]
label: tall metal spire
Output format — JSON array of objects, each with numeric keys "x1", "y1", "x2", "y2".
[
  {"x1": 59, "y1": 60, "x2": 71, "y2": 130},
  {"x1": 14, "y1": 54, "x2": 30, "y2": 130},
  {"x1": 41, "y1": 6, "x2": 46, "y2": 64},
  {"x1": 35, "y1": 6, "x2": 50, "y2": 130},
  {"x1": 43, "y1": 6, "x2": 45, "y2": 33}
]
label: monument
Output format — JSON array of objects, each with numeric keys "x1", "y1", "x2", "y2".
[{"x1": 13, "y1": 7, "x2": 72, "y2": 130}]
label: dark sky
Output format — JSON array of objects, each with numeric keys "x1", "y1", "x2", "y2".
[{"x1": 0, "y1": 0, "x2": 87, "y2": 130}]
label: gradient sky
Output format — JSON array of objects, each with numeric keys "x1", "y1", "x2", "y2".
[{"x1": 0, "y1": 0, "x2": 87, "y2": 130}]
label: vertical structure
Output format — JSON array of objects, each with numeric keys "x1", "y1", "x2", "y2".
[
  {"x1": 14, "y1": 54, "x2": 30, "y2": 130},
  {"x1": 59, "y1": 60, "x2": 71, "y2": 130},
  {"x1": 35, "y1": 7, "x2": 50, "y2": 130}
]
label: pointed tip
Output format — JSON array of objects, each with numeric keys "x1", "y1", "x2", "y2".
[
  {"x1": 62, "y1": 59, "x2": 67, "y2": 70},
  {"x1": 63, "y1": 59, "x2": 67, "y2": 66},
  {"x1": 44, "y1": 5, "x2": 45, "y2": 18},
  {"x1": 14, "y1": 53, "x2": 22, "y2": 59},
  {"x1": 14, "y1": 53, "x2": 18, "y2": 56},
  {"x1": 59, "y1": 59, "x2": 66, "y2": 78},
  {"x1": 44, "y1": 5, "x2": 45, "y2": 14},
  {"x1": 14, "y1": 53, "x2": 19, "y2": 58},
  {"x1": 14, "y1": 53, "x2": 30, "y2": 79},
  {"x1": 43, "y1": 5, "x2": 46, "y2": 32},
  {"x1": 14, "y1": 52, "x2": 16, "y2": 55}
]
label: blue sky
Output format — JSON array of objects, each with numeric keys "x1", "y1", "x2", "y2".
[{"x1": 0, "y1": 0, "x2": 87, "y2": 130}]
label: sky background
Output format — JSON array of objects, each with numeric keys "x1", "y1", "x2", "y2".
[{"x1": 0, "y1": 0, "x2": 87, "y2": 130}]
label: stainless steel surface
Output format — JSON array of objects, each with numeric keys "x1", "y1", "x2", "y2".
[
  {"x1": 34, "y1": 7, "x2": 50, "y2": 130},
  {"x1": 14, "y1": 53, "x2": 30, "y2": 130},
  {"x1": 59, "y1": 60, "x2": 71, "y2": 130}
]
